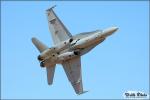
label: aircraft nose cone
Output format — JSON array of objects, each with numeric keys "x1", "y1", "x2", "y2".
[
  {"x1": 105, "y1": 27, "x2": 118, "y2": 33},
  {"x1": 111, "y1": 27, "x2": 118, "y2": 32},
  {"x1": 102, "y1": 26, "x2": 118, "y2": 37}
]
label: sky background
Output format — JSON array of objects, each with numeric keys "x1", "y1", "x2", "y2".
[{"x1": 1, "y1": 1, "x2": 149, "y2": 99}]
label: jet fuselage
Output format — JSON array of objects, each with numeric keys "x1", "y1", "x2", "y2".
[
  {"x1": 31, "y1": 6, "x2": 119, "y2": 94},
  {"x1": 37, "y1": 27, "x2": 118, "y2": 67}
]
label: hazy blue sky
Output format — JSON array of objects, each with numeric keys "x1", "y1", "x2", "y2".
[{"x1": 1, "y1": 1, "x2": 149, "y2": 99}]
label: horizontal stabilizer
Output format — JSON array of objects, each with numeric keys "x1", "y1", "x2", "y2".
[
  {"x1": 46, "y1": 64, "x2": 56, "y2": 85},
  {"x1": 31, "y1": 37, "x2": 48, "y2": 53}
]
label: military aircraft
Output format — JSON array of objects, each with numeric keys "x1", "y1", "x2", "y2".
[{"x1": 31, "y1": 5, "x2": 118, "y2": 95}]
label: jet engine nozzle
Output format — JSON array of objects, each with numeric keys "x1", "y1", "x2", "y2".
[
  {"x1": 38, "y1": 49, "x2": 51, "y2": 61},
  {"x1": 37, "y1": 55, "x2": 43, "y2": 61},
  {"x1": 40, "y1": 61, "x2": 45, "y2": 67},
  {"x1": 40, "y1": 58, "x2": 56, "y2": 68}
]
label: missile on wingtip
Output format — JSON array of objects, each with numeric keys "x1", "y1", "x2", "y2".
[{"x1": 101, "y1": 27, "x2": 118, "y2": 37}]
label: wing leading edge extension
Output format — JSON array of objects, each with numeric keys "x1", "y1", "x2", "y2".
[
  {"x1": 46, "y1": 6, "x2": 72, "y2": 45},
  {"x1": 62, "y1": 57, "x2": 87, "y2": 94}
]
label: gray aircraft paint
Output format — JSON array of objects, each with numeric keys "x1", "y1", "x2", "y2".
[{"x1": 31, "y1": 6, "x2": 118, "y2": 95}]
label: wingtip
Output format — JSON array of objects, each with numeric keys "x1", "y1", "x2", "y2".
[
  {"x1": 31, "y1": 37, "x2": 37, "y2": 43},
  {"x1": 48, "y1": 82, "x2": 53, "y2": 85},
  {"x1": 47, "y1": 80, "x2": 53, "y2": 85},
  {"x1": 77, "y1": 91, "x2": 88, "y2": 95},
  {"x1": 46, "y1": 5, "x2": 57, "y2": 11}
]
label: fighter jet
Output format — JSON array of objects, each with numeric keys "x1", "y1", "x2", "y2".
[{"x1": 31, "y1": 6, "x2": 118, "y2": 95}]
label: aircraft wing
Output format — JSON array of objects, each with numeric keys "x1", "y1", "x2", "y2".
[
  {"x1": 46, "y1": 6, "x2": 72, "y2": 45},
  {"x1": 31, "y1": 37, "x2": 56, "y2": 85},
  {"x1": 62, "y1": 56, "x2": 85, "y2": 94}
]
